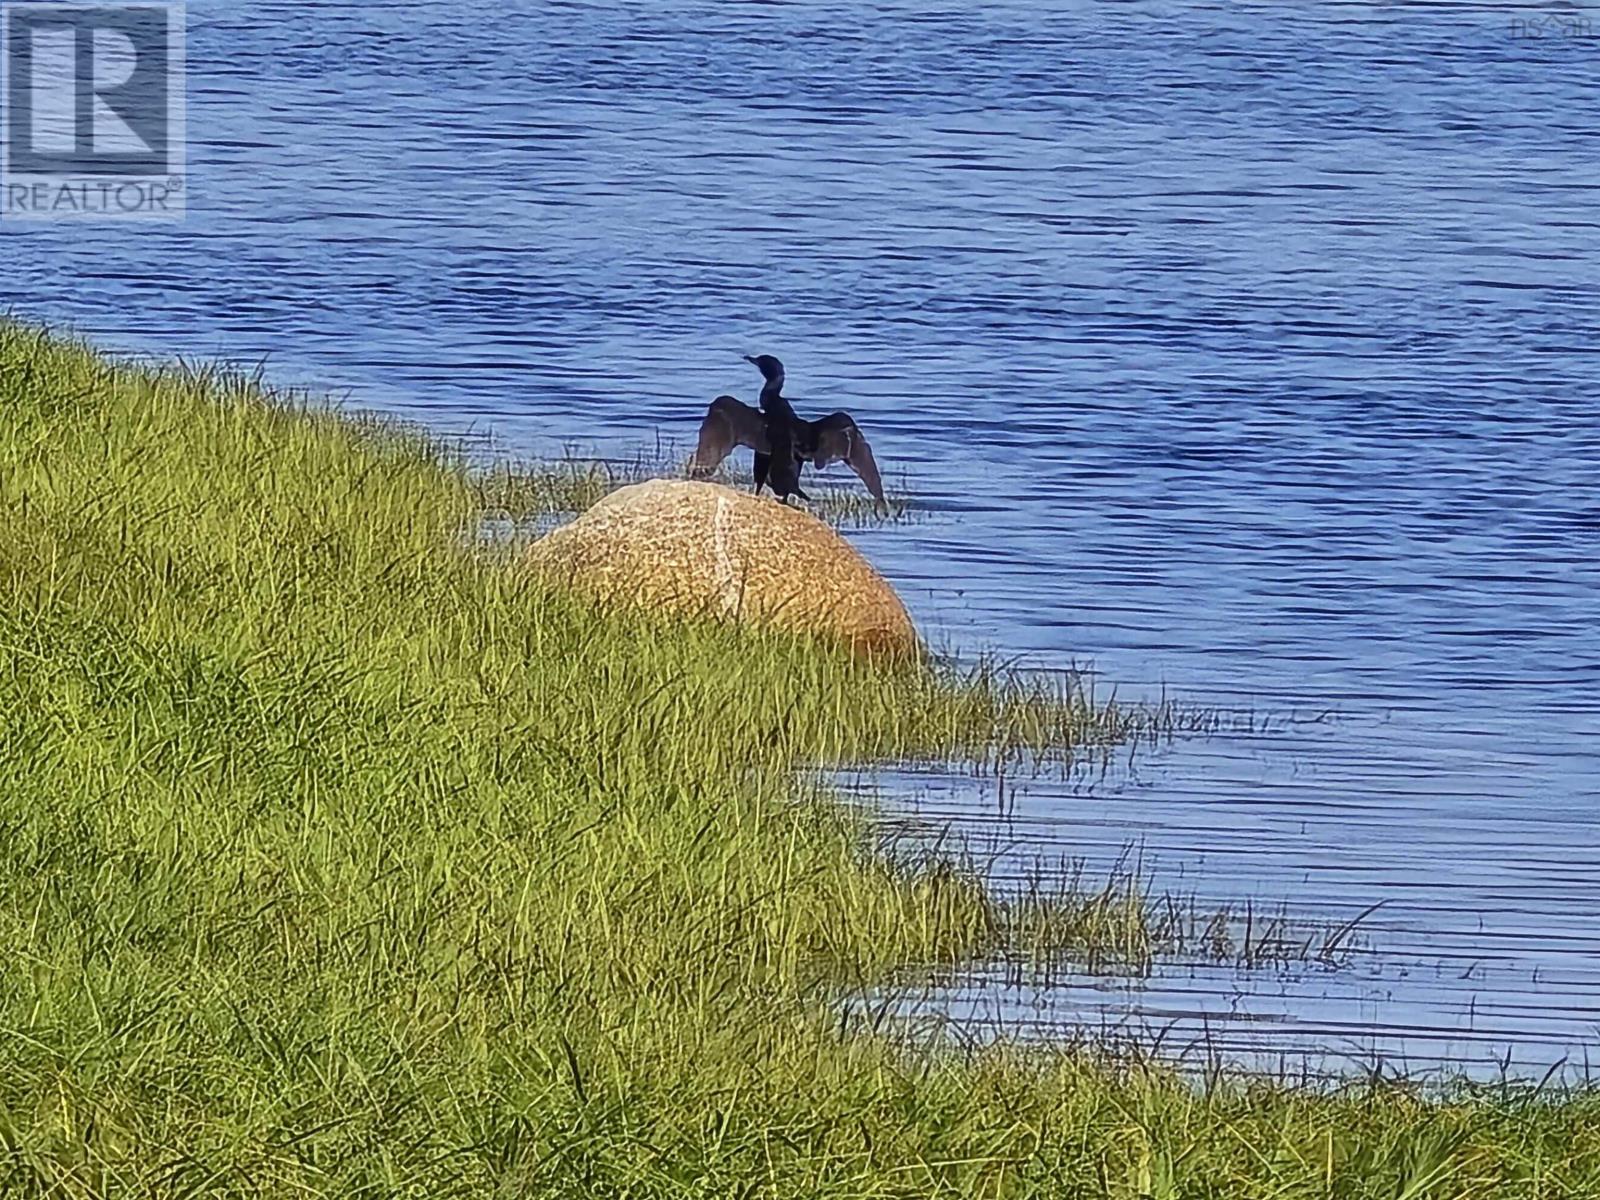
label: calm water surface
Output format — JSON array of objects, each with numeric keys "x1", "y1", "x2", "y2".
[{"x1": 3, "y1": 0, "x2": 1597, "y2": 1079}]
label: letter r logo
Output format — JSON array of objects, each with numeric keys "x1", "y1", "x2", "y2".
[{"x1": 3, "y1": 4, "x2": 180, "y2": 176}]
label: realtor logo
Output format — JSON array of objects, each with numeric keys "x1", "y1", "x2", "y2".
[{"x1": 2, "y1": 3, "x2": 185, "y2": 219}]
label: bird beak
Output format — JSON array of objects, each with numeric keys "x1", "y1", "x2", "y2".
[{"x1": 742, "y1": 354, "x2": 758, "y2": 366}]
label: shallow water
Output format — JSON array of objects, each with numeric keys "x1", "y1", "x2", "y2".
[{"x1": 3, "y1": 0, "x2": 1597, "y2": 1079}]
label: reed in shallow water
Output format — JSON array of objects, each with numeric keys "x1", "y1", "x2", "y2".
[
  {"x1": 473, "y1": 445, "x2": 918, "y2": 528},
  {"x1": 0, "y1": 321, "x2": 1595, "y2": 1198}
]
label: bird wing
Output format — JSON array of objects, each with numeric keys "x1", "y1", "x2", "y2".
[
  {"x1": 690, "y1": 394, "x2": 769, "y2": 476},
  {"x1": 809, "y1": 411, "x2": 885, "y2": 506}
]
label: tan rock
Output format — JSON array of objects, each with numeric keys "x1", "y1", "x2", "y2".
[{"x1": 525, "y1": 480, "x2": 919, "y2": 658}]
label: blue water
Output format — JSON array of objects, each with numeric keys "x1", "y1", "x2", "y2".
[{"x1": 4, "y1": 0, "x2": 1598, "y2": 1078}]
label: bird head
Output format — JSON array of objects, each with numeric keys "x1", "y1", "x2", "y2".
[{"x1": 743, "y1": 354, "x2": 785, "y2": 386}]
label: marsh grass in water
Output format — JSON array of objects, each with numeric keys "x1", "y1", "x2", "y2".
[
  {"x1": 1, "y1": 321, "x2": 1596, "y2": 1196},
  {"x1": 858, "y1": 835, "x2": 1378, "y2": 982},
  {"x1": 473, "y1": 443, "x2": 918, "y2": 530}
]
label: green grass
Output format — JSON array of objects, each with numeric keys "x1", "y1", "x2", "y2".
[{"x1": 1, "y1": 321, "x2": 1596, "y2": 1197}]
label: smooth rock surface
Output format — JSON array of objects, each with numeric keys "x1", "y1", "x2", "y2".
[{"x1": 525, "y1": 480, "x2": 919, "y2": 657}]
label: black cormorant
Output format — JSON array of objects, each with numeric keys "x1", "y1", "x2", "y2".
[{"x1": 689, "y1": 354, "x2": 885, "y2": 508}]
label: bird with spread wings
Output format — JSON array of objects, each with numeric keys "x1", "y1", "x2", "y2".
[{"x1": 688, "y1": 355, "x2": 885, "y2": 509}]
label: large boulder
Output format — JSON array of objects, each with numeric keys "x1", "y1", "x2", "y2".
[{"x1": 524, "y1": 480, "x2": 919, "y2": 657}]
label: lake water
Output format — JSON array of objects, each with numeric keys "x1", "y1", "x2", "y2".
[{"x1": 3, "y1": 0, "x2": 1597, "y2": 1080}]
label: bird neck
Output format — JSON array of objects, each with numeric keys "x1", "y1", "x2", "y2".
[{"x1": 758, "y1": 377, "x2": 790, "y2": 414}]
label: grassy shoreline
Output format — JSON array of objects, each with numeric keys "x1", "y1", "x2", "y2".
[{"x1": 1, "y1": 322, "x2": 1595, "y2": 1197}]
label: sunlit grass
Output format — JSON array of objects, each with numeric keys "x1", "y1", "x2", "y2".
[{"x1": 1, "y1": 320, "x2": 1596, "y2": 1197}]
